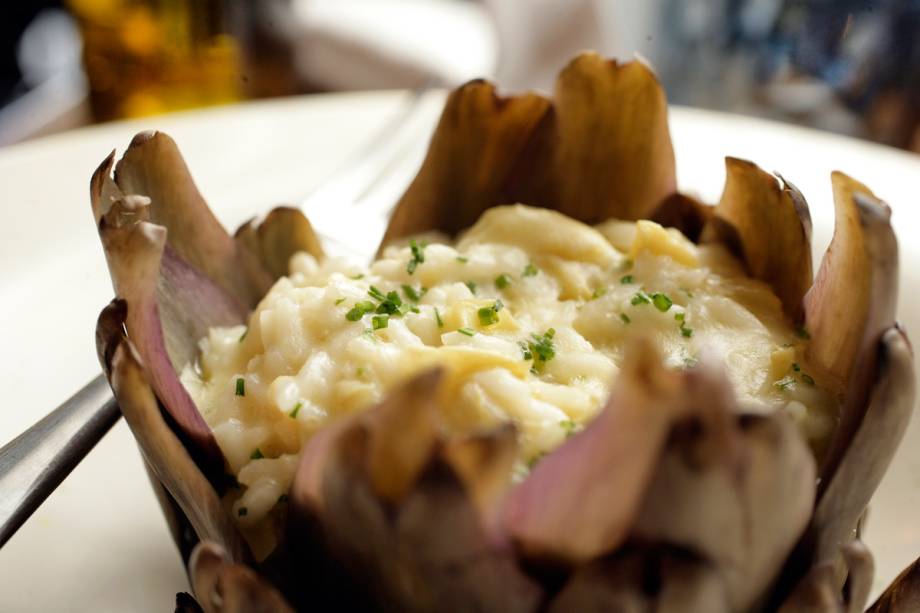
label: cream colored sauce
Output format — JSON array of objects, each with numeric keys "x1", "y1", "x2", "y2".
[{"x1": 181, "y1": 205, "x2": 835, "y2": 529}]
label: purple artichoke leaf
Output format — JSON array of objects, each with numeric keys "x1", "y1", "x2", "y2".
[
  {"x1": 502, "y1": 340, "x2": 716, "y2": 564},
  {"x1": 106, "y1": 335, "x2": 250, "y2": 563}
]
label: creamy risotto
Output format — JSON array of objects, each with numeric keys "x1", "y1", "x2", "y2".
[{"x1": 181, "y1": 205, "x2": 834, "y2": 528}]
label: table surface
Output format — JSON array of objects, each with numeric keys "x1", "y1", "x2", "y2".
[{"x1": 0, "y1": 90, "x2": 918, "y2": 611}]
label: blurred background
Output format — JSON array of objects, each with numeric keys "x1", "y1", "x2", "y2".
[{"x1": 0, "y1": 0, "x2": 917, "y2": 151}]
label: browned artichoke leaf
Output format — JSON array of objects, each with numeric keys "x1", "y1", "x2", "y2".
[
  {"x1": 634, "y1": 410, "x2": 816, "y2": 611},
  {"x1": 867, "y1": 555, "x2": 920, "y2": 612},
  {"x1": 234, "y1": 206, "x2": 324, "y2": 280},
  {"x1": 804, "y1": 173, "x2": 897, "y2": 400},
  {"x1": 288, "y1": 373, "x2": 542, "y2": 612},
  {"x1": 811, "y1": 326, "x2": 914, "y2": 577},
  {"x1": 501, "y1": 340, "x2": 696, "y2": 563},
  {"x1": 650, "y1": 192, "x2": 714, "y2": 243},
  {"x1": 703, "y1": 158, "x2": 814, "y2": 320},
  {"x1": 507, "y1": 53, "x2": 677, "y2": 224},
  {"x1": 547, "y1": 548, "x2": 730, "y2": 613},
  {"x1": 189, "y1": 541, "x2": 294, "y2": 613},
  {"x1": 381, "y1": 80, "x2": 550, "y2": 245},
  {"x1": 109, "y1": 131, "x2": 273, "y2": 308},
  {"x1": 104, "y1": 336, "x2": 248, "y2": 563}
]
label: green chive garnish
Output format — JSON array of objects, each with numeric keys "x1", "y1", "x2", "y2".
[
  {"x1": 238, "y1": 328, "x2": 248, "y2": 342},
  {"x1": 250, "y1": 448, "x2": 264, "y2": 460},
  {"x1": 434, "y1": 307, "x2": 444, "y2": 328},
  {"x1": 620, "y1": 275, "x2": 634, "y2": 284},
  {"x1": 372, "y1": 314, "x2": 389, "y2": 330},
  {"x1": 495, "y1": 273, "x2": 512, "y2": 289},
  {"x1": 522, "y1": 263, "x2": 539, "y2": 277},
  {"x1": 620, "y1": 313, "x2": 631, "y2": 324},
  {"x1": 235, "y1": 378, "x2": 245, "y2": 396},
  {"x1": 631, "y1": 292, "x2": 651, "y2": 306},
  {"x1": 651, "y1": 293, "x2": 673, "y2": 312},
  {"x1": 458, "y1": 327, "x2": 476, "y2": 337},
  {"x1": 289, "y1": 402, "x2": 303, "y2": 418},
  {"x1": 407, "y1": 239, "x2": 426, "y2": 274}
]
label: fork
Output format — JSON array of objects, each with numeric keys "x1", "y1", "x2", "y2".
[{"x1": 0, "y1": 88, "x2": 436, "y2": 547}]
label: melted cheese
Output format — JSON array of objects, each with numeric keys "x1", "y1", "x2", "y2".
[{"x1": 182, "y1": 204, "x2": 835, "y2": 530}]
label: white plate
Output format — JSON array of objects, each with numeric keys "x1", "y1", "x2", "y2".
[{"x1": 0, "y1": 91, "x2": 917, "y2": 611}]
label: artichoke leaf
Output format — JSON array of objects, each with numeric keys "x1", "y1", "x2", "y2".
[
  {"x1": 94, "y1": 204, "x2": 240, "y2": 470},
  {"x1": 188, "y1": 541, "x2": 294, "y2": 613},
  {"x1": 381, "y1": 80, "x2": 550, "y2": 246},
  {"x1": 288, "y1": 371, "x2": 542, "y2": 612},
  {"x1": 811, "y1": 326, "x2": 915, "y2": 577},
  {"x1": 104, "y1": 334, "x2": 249, "y2": 563},
  {"x1": 109, "y1": 131, "x2": 273, "y2": 308},
  {"x1": 502, "y1": 340, "x2": 709, "y2": 563},
  {"x1": 634, "y1": 411, "x2": 816, "y2": 611},
  {"x1": 650, "y1": 192, "x2": 714, "y2": 243},
  {"x1": 507, "y1": 53, "x2": 677, "y2": 224},
  {"x1": 234, "y1": 205, "x2": 325, "y2": 280},
  {"x1": 703, "y1": 158, "x2": 814, "y2": 320},
  {"x1": 547, "y1": 549, "x2": 730, "y2": 613}
]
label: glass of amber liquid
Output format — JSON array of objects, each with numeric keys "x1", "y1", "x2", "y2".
[{"x1": 68, "y1": 0, "x2": 243, "y2": 121}]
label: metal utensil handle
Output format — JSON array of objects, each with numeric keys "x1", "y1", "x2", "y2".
[{"x1": 0, "y1": 374, "x2": 119, "y2": 547}]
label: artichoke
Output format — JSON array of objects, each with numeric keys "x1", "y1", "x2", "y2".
[{"x1": 89, "y1": 52, "x2": 916, "y2": 612}]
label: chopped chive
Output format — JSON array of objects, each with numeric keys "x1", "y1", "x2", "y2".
[
  {"x1": 477, "y1": 300, "x2": 503, "y2": 327},
  {"x1": 674, "y1": 312, "x2": 685, "y2": 321},
  {"x1": 522, "y1": 263, "x2": 539, "y2": 277},
  {"x1": 372, "y1": 314, "x2": 389, "y2": 330},
  {"x1": 407, "y1": 239, "x2": 427, "y2": 274},
  {"x1": 801, "y1": 373, "x2": 815, "y2": 386},
  {"x1": 346, "y1": 301, "x2": 376, "y2": 321},
  {"x1": 334, "y1": 297, "x2": 346, "y2": 306},
  {"x1": 434, "y1": 307, "x2": 444, "y2": 328},
  {"x1": 795, "y1": 326, "x2": 811, "y2": 340},
  {"x1": 289, "y1": 402, "x2": 303, "y2": 418},
  {"x1": 464, "y1": 280, "x2": 478, "y2": 295},
  {"x1": 620, "y1": 275, "x2": 634, "y2": 284},
  {"x1": 651, "y1": 293, "x2": 673, "y2": 312},
  {"x1": 458, "y1": 327, "x2": 476, "y2": 337},
  {"x1": 368, "y1": 285, "x2": 388, "y2": 301},
  {"x1": 527, "y1": 329, "x2": 556, "y2": 368},
  {"x1": 401, "y1": 284, "x2": 426, "y2": 302},
  {"x1": 527, "y1": 452, "x2": 546, "y2": 469},
  {"x1": 235, "y1": 377, "x2": 245, "y2": 396},
  {"x1": 591, "y1": 287, "x2": 607, "y2": 300},
  {"x1": 620, "y1": 313, "x2": 631, "y2": 324},
  {"x1": 350, "y1": 273, "x2": 364, "y2": 280},
  {"x1": 631, "y1": 292, "x2": 651, "y2": 306},
  {"x1": 456, "y1": 255, "x2": 469, "y2": 263},
  {"x1": 620, "y1": 258, "x2": 634, "y2": 271},
  {"x1": 680, "y1": 325, "x2": 693, "y2": 338},
  {"x1": 495, "y1": 273, "x2": 513, "y2": 289},
  {"x1": 362, "y1": 328, "x2": 377, "y2": 342},
  {"x1": 238, "y1": 507, "x2": 248, "y2": 517},
  {"x1": 560, "y1": 419, "x2": 578, "y2": 437},
  {"x1": 238, "y1": 328, "x2": 248, "y2": 342},
  {"x1": 250, "y1": 448, "x2": 264, "y2": 460}
]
